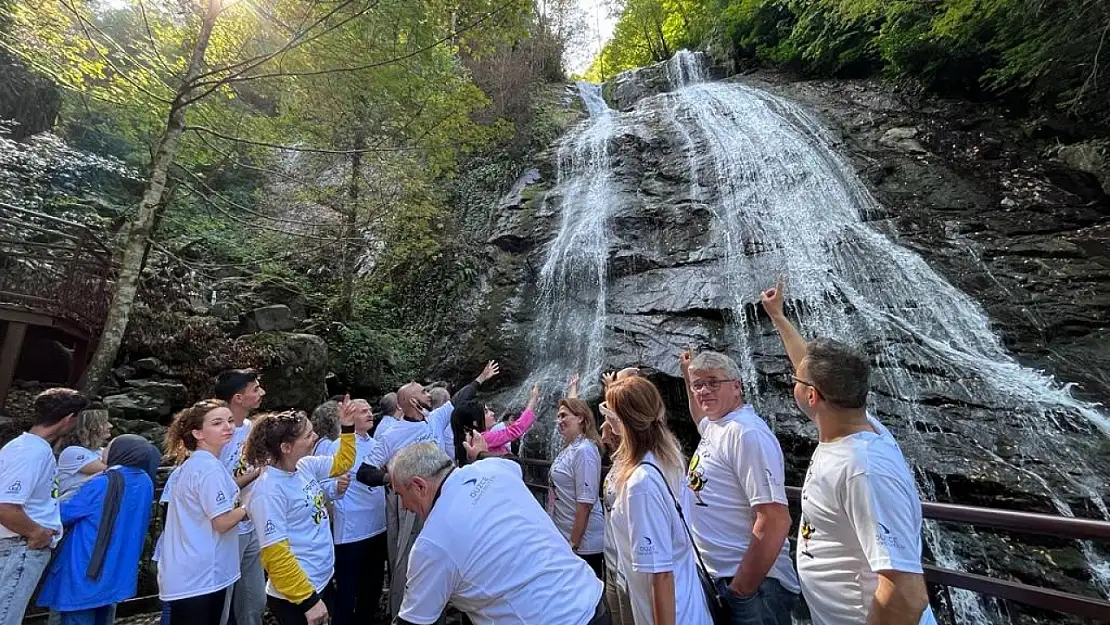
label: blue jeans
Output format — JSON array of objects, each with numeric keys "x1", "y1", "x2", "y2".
[
  {"x1": 58, "y1": 605, "x2": 116, "y2": 625},
  {"x1": 716, "y1": 577, "x2": 799, "y2": 625},
  {"x1": 0, "y1": 537, "x2": 51, "y2": 625},
  {"x1": 231, "y1": 531, "x2": 265, "y2": 625},
  {"x1": 159, "y1": 601, "x2": 171, "y2": 625}
]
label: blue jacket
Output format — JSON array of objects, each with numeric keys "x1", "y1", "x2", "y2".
[{"x1": 37, "y1": 466, "x2": 154, "y2": 611}]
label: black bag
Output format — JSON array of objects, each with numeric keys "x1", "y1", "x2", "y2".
[{"x1": 640, "y1": 462, "x2": 731, "y2": 625}]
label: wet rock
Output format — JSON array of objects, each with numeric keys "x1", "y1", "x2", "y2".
[
  {"x1": 606, "y1": 63, "x2": 671, "y2": 111},
  {"x1": 1056, "y1": 141, "x2": 1110, "y2": 195},
  {"x1": 238, "y1": 304, "x2": 296, "y2": 334},
  {"x1": 104, "y1": 379, "x2": 189, "y2": 423},
  {"x1": 880, "y1": 127, "x2": 928, "y2": 154},
  {"x1": 133, "y1": 357, "x2": 177, "y2": 378}
]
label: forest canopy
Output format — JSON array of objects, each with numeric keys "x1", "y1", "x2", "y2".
[{"x1": 587, "y1": 0, "x2": 1110, "y2": 123}]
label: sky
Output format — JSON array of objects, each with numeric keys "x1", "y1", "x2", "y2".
[{"x1": 566, "y1": 0, "x2": 617, "y2": 76}]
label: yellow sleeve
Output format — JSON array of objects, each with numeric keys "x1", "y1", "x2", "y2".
[
  {"x1": 328, "y1": 432, "x2": 356, "y2": 478},
  {"x1": 260, "y1": 540, "x2": 316, "y2": 604}
]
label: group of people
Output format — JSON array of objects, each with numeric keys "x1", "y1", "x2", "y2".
[{"x1": 0, "y1": 279, "x2": 936, "y2": 625}]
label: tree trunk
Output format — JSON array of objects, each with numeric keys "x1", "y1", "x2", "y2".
[
  {"x1": 338, "y1": 131, "x2": 364, "y2": 322},
  {"x1": 80, "y1": 1, "x2": 221, "y2": 395}
]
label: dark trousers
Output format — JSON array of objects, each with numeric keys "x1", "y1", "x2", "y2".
[
  {"x1": 333, "y1": 533, "x2": 388, "y2": 625},
  {"x1": 168, "y1": 588, "x2": 228, "y2": 625},
  {"x1": 579, "y1": 552, "x2": 605, "y2": 580},
  {"x1": 266, "y1": 579, "x2": 336, "y2": 625}
]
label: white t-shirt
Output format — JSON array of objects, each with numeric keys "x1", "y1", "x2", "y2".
[
  {"x1": 602, "y1": 471, "x2": 621, "y2": 582},
  {"x1": 158, "y1": 450, "x2": 241, "y2": 600},
  {"x1": 797, "y1": 416, "x2": 937, "y2": 625},
  {"x1": 0, "y1": 433, "x2": 62, "y2": 546},
  {"x1": 434, "y1": 403, "x2": 456, "y2": 462},
  {"x1": 249, "y1": 450, "x2": 342, "y2": 598},
  {"x1": 56, "y1": 445, "x2": 101, "y2": 500},
  {"x1": 152, "y1": 465, "x2": 181, "y2": 563},
  {"x1": 376, "y1": 415, "x2": 399, "y2": 437},
  {"x1": 367, "y1": 413, "x2": 448, "y2": 470},
  {"x1": 399, "y1": 458, "x2": 604, "y2": 625},
  {"x1": 686, "y1": 405, "x2": 799, "y2": 590},
  {"x1": 547, "y1": 436, "x2": 604, "y2": 555},
  {"x1": 612, "y1": 454, "x2": 712, "y2": 625},
  {"x1": 318, "y1": 434, "x2": 387, "y2": 544},
  {"x1": 218, "y1": 419, "x2": 255, "y2": 535}
]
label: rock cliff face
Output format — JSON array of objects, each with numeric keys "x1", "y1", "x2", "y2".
[{"x1": 432, "y1": 57, "x2": 1110, "y2": 623}]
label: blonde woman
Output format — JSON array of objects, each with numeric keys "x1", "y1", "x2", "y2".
[
  {"x1": 54, "y1": 409, "x2": 111, "y2": 500},
  {"x1": 604, "y1": 377, "x2": 711, "y2": 625},
  {"x1": 548, "y1": 390, "x2": 605, "y2": 578}
]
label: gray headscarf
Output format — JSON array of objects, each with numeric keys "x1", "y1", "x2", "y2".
[{"x1": 87, "y1": 434, "x2": 160, "y2": 580}]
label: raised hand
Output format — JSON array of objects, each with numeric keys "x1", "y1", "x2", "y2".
[
  {"x1": 679, "y1": 347, "x2": 694, "y2": 379},
  {"x1": 463, "y1": 429, "x2": 489, "y2": 462},
  {"x1": 336, "y1": 393, "x2": 355, "y2": 427},
  {"x1": 602, "y1": 371, "x2": 617, "y2": 387},
  {"x1": 528, "y1": 384, "x2": 540, "y2": 409},
  {"x1": 567, "y1": 374, "x2": 580, "y2": 399},
  {"x1": 478, "y1": 360, "x2": 500, "y2": 384},
  {"x1": 760, "y1": 278, "x2": 785, "y2": 318}
]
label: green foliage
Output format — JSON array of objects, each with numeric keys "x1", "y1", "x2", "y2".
[{"x1": 589, "y1": 0, "x2": 1110, "y2": 122}]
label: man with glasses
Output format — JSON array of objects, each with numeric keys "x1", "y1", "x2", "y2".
[
  {"x1": 389, "y1": 442, "x2": 609, "y2": 625},
  {"x1": 760, "y1": 281, "x2": 933, "y2": 625},
  {"x1": 679, "y1": 349, "x2": 800, "y2": 625}
]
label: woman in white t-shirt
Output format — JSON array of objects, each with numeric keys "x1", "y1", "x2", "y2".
[
  {"x1": 603, "y1": 376, "x2": 712, "y2": 625},
  {"x1": 54, "y1": 408, "x2": 111, "y2": 500},
  {"x1": 244, "y1": 401, "x2": 357, "y2": 625},
  {"x1": 159, "y1": 399, "x2": 249, "y2": 625},
  {"x1": 548, "y1": 394, "x2": 606, "y2": 578}
]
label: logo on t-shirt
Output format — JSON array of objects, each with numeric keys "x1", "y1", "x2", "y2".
[
  {"x1": 876, "y1": 522, "x2": 905, "y2": 551},
  {"x1": 265, "y1": 520, "x2": 277, "y2": 535},
  {"x1": 799, "y1": 515, "x2": 815, "y2": 559},
  {"x1": 216, "y1": 491, "x2": 227, "y2": 505},
  {"x1": 637, "y1": 536, "x2": 657, "y2": 556},
  {"x1": 5, "y1": 480, "x2": 20, "y2": 494},
  {"x1": 686, "y1": 455, "x2": 708, "y2": 506},
  {"x1": 468, "y1": 476, "x2": 494, "y2": 502},
  {"x1": 310, "y1": 488, "x2": 328, "y2": 525}
]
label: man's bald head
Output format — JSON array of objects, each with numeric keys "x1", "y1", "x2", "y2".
[{"x1": 398, "y1": 382, "x2": 429, "y2": 420}]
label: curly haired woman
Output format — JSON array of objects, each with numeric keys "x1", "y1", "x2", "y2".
[{"x1": 244, "y1": 397, "x2": 357, "y2": 625}]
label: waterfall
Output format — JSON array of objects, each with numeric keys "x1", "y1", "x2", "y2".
[
  {"x1": 658, "y1": 49, "x2": 1110, "y2": 623},
  {"x1": 521, "y1": 82, "x2": 619, "y2": 456}
]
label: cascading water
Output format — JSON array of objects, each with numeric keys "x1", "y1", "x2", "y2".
[
  {"x1": 519, "y1": 82, "x2": 619, "y2": 457},
  {"x1": 655, "y1": 49, "x2": 1109, "y2": 623}
]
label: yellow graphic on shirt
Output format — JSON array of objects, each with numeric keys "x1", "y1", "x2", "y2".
[
  {"x1": 232, "y1": 444, "x2": 251, "y2": 478},
  {"x1": 686, "y1": 454, "x2": 708, "y2": 507},
  {"x1": 51, "y1": 476, "x2": 59, "y2": 499},
  {"x1": 310, "y1": 490, "x2": 328, "y2": 525},
  {"x1": 799, "y1": 514, "x2": 815, "y2": 559}
]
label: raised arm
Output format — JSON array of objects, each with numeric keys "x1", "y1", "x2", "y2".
[
  {"x1": 482, "y1": 385, "x2": 539, "y2": 449},
  {"x1": 452, "y1": 360, "x2": 500, "y2": 404},
  {"x1": 760, "y1": 279, "x2": 807, "y2": 370},
  {"x1": 679, "y1": 348, "x2": 705, "y2": 427},
  {"x1": 567, "y1": 374, "x2": 580, "y2": 400}
]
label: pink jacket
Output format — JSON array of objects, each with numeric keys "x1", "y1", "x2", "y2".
[{"x1": 483, "y1": 408, "x2": 536, "y2": 455}]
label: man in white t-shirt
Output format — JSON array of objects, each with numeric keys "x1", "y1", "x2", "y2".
[
  {"x1": 389, "y1": 442, "x2": 609, "y2": 625},
  {"x1": 214, "y1": 369, "x2": 267, "y2": 625},
  {"x1": 0, "y1": 387, "x2": 87, "y2": 625},
  {"x1": 680, "y1": 350, "x2": 800, "y2": 625},
  {"x1": 761, "y1": 281, "x2": 934, "y2": 625}
]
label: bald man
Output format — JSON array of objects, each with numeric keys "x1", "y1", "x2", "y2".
[{"x1": 356, "y1": 361, "x2": 500, "y2": 620}]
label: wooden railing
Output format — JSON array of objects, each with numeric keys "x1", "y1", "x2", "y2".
[{"x1": 0, "y1": 202, "x2": 116, "y2": 337}]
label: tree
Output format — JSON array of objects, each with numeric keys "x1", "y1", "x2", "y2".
[{"x1": 2, "y1": 0, "x2": 529, "y2": 393}]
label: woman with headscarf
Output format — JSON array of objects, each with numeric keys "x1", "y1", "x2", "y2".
[{"x1": 36, "y1": 434, "x2": 162, "y2": 625}]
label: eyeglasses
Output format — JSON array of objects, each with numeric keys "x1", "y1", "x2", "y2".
[
  {"x1": 791, "y1": 375, "x2": 825, "y2": 398},
  {"x1": 690, "y1": 378, "x2": 736, "y2": 392}
]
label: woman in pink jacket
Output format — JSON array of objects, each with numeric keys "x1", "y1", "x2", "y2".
[{"x1": 451, "y1": 385, "x2": 539, "y2": 465}]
